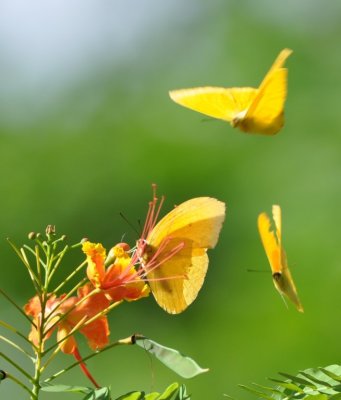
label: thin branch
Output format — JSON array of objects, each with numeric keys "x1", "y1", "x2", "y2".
[
  {"x1": 43, "y1": 335, "x2": 134, "y2": 383},
  {"x1": 43, "y1": 287, "x2": 101, "y2": 339},
  {"x1": 52, "y1": 260, "x2": 87, "y2": 294},
  {"x1": 7, "y1": 239, "x2": 41, "y2": 291},
  {"x1": 44, "y1": 277, "x2": 87, "y2": 323},
  {"x1": 47, "y1": 245, "x2": 69, "y2": 283},
  {"x1": 42, "y1": 315, "x2": 87, "y2": 357},
  {"x1": 0, "y1": 335, "x2": 34, "y2": 361},
  {"x1": 43, "y1": 300, "x2": 122, "y2": 356},
  {"x1": 0, "y1": 320, "x2": 37, "y2": 351},
  {"x1": 22, "y1": 244, "x2": 47, "y2": 270},
  {"x1": 41, "y1": 315, "x2": 88, "y2": 369}
]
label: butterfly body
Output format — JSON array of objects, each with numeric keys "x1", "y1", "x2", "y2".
[{"x1": 169, "y1": 48, "x2": 292, "y2": 135}]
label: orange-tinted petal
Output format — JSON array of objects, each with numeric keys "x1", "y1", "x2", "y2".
[
  {"x1": 57, "y1": 322, "x2": 77, "y2": 354},
  {"x1": 82, "y1": 242, "x2": 107, "y2": 287},
  {"x1": 80, "y1": 316, "x2": 110, "y2": 350},
  {"x1": 105, "y1": 281, "x2": 150, "y2": 302}
]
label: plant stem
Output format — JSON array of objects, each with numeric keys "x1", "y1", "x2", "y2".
[{"x1": 43, "y1": 335, "x2": 134, "y2": 383}]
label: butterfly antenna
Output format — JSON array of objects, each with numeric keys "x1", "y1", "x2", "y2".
[
  {"x1": 246, "y1": 268, "x2": 268, "y2": 273},
  {"x1": 201, "y1": 117, "x2": 216, "y2": 123},
  {"x1": 119, "y1": 212, "x2": 139, "y2": 236}
]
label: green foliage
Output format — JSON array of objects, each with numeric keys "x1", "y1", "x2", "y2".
[
  {"x1": 114, "y1": 382, "x2": 190, "y2": 400},
  {"x1": 41, "y1": 382, "x2": 190, "y2": 400},
  {"x1": 134, "y1": 335, "x2": 208, "y2": 379},
  {"x1": 238, "y1": 364, "x2": 341, "y2": 400}
]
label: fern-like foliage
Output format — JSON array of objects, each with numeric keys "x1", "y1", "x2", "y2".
[{"x1": 238, "y1": 364, "x2": 341, "y2": 400}]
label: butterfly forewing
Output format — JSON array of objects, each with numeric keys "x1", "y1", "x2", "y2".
[{"x1": 169, "y1": 87, "x2": 257, "y2": 122}]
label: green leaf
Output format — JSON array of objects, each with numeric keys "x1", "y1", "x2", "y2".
[
  {"x1": 319, "y1": 367, "x2": 341, "y2": 383},
  {"x1": 41, "y1": 384, "x2": 111, "y2": 399},
  {"x1": 157, "y1": 382, "x2": 180, "y2": 399},
  {"x1": 268, "y1": 378, "x2": 304, "y2": 393},
  {"x1": 279, "y1": 372, "x2": 318, "y2": 389},
  {"x1": 251, "y1": 383, "x2": 285, "y2": 397},
  {"x1": 303, "y1": 395, "x2": 329, "y2": 400},
  {"x1": 329, "y1": 394, "x2": 341, "y2": 400},
  {"x1": 113, "y1": 383, "x2": 189, "y2": 400},
  {"x1": 135, "y1": 335, "x2": 208, "y2": 379},
  {"x1": 235, "y1": 364, "x2": 341, "y2": 400},
  {"x1": 145, "y1": 393, "x2": 160, "y2": 400},
  {"x1": 300, "y1": 372, "x2": 333, "y2": 388},
  {"x1": 40, "y1": 383, "x2": 92, "y2": 393},
  {"x1": 238, "y1": 384, "x2": 274, "y2": 400},
  {"x1": 114, "y1": 391, "x2": 144, "y2": 400},
  {"x1": 83, "y1": 387, "x2": 111, "y2": 400}
]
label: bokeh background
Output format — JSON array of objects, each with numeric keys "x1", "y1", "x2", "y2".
[{"x1": 1, "y1": 0, "x2": 340, "y2": 398}]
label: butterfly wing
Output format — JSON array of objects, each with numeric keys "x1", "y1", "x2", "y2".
[
  {"x1": 258, "y1": 211, "x2": 281, "y2": 275},
  {"x1": 275, "y1": 251, "x2": 304, "y2": 313},
  {"x1": 145, "y1": 197, "x2": 226, "y2": 314},
  {"x1": 239, "y1": 48, "x2": 292, "y2": 135},
  {"x1": 169, "y1": 86, "x2": 258, "y2": 122},
  {"x1": 258, "y1": 205, "x2": 303, "y2": 312}
]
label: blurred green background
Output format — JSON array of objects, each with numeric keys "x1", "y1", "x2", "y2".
[{"x1": 1, "y1": 0, "x2": 340, "y2": 398}]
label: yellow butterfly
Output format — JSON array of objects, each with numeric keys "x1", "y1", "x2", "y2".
[
  {"x1": 169, "y1": 48, "x2": 292, "y2": 135},
  {"x1": 138, "y1": 195, "x2": 226, "y2": 314},
  {"x1": 258, "y1": 205, "x2": 303, "y2": 312}
]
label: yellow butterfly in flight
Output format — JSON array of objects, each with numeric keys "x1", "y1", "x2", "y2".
[
  {"x1": 138, "y1": 195, "x2": 226, "y2": 314},
  {"x1": 258, "y1": 205, "x2": 304, "y2": 312},
  {"x1": 169, "y1": 48, "x2": 292, "y2": 135}
]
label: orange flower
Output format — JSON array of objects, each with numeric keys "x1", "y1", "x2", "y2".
[
  {"x1": 82, "y1": 241, "x2": 150, "y2": 302},
  {"x1": 24, "y1": 283, "x2": 110, "y2": 354}
]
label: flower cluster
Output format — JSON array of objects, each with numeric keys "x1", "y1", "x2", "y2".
[{"x1": 24, "y1": 241, "x2": 150, "y2": 358}]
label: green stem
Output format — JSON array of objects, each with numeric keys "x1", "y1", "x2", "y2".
[
  {"x1": 43, "y1": 287, "x2": 101, "y2": 339},
  {"x1": 7, "y1": 239, "x2": 41, "y2": 291},
  {"x1": 43, "y1": 335, "x2": 134, "y2": 383},
  {"x1": 0, "y1": 320, "x2": 38, "y2": 350},
  {"x1": 47, "y1": 245, "x2": 69, "y2": 283},
  {"x1": 31, "y1": 348, "x2": 42, "y2": 399},
  {"x1": 0, "y1": 335, "x2": 34, "y2": 361},
  {"x1": 44, "y1": 277, "x2": 87, "y2": 324},
  {"x1": 53, "y1": 260, "x2": 87, "y2": 293},
  {"x1": 6, "y1": 372, "x2": 36, "y2": 399}
]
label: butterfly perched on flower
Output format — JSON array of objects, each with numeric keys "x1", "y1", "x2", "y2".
[{"x1": 137, "y1": 187, "x2": 226, "y2": 314}]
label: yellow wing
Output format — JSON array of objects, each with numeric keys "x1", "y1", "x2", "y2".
[
  {"x1": 145, "y1": 197, "x2": 226, "y2": 314},
  {"x1": 258, "y1": 205, "x2": 304, "y2": 312},
  {"x1": 239, "y1": 49, "x2": 292, "y2": 135},
  {"x1": 272, "y1": 204, "x2": 282, "y2": 245},
  {"x1": 258, "y1": 211, "x2": 281, "y2": 275},
  {"x1": 169, "y1": 86, "x2": 257, "y2": 122}
]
